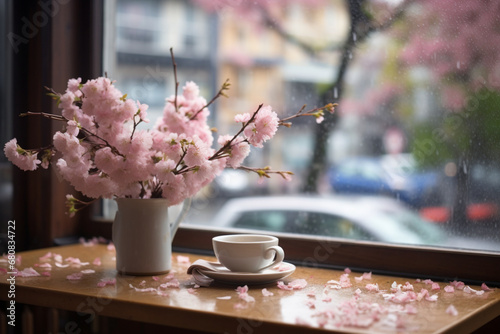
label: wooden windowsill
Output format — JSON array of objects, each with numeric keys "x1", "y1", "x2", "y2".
[{"x1": 1, "y1": 244, "x2": 499, "y2": 333}]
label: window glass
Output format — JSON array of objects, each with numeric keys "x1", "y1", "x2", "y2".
[{"x1": 103, "y1": 0, "x2": 500, "y2": 253}]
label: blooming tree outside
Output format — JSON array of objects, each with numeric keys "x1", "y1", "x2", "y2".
[{"x1": 399, "y1": 0, "x2": 500, "y2": 230}]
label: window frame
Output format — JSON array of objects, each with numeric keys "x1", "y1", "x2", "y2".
[
  {"x1": 9, "y1": 0, "x2": 500, "y2": 287},
  {"x1": 172, "y1": 226, "x2": 500, "y2": 286}
]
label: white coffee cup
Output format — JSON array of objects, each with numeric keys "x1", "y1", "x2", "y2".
[{"x1": 212, "y1": 234, "x2": 285, "y2": 273}]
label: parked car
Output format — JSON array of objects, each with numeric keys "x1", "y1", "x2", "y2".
[
  {"x1": 328, "y1": 154, "x2": 441, "y2": 208},
  {"x1": 211, "y1": 195, "x2": 500, "y2": 252},
  {"x1": 419, "y1": 163, "x2": 500, "y2": 224}
]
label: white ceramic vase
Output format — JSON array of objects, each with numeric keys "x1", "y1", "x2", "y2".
[{"x1": 112, "y1": 198, "x2": 191, "y2": 275}]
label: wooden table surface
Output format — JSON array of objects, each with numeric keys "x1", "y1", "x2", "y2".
[{"x1": 1, "y1": 243, "x2": 499, "y2": 333}]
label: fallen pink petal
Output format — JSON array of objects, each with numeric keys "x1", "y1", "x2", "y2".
[
  {"x1": 261, "y1": 288, "x2": 273, "y2": 297},
  {"x1": 65, "y1": 257, "x2": 90, "y2": 267},
  {"x1": 39, "y1": 252, "x2": 52, "y2": 262},
  {"x1": 66, "y1": 272, "x2": 83, "y2": 280},
  {"x1": 81, "y1": 269, "x2": 95, "y2": 274},
  {"x1": 236, "y1": 285, "x2": 249, "y2": 294},
  {"x1": 277, "y1": 279, "x2": 307, "y2": 290},
  {"x1": 97, "y1": 278, "x2": 116, "y2": 287},
  {"x1": 425, "y1": 294, "x2": 438, "y2": 302},
  {"x1": 365, "y1": 283, "x2": 380, "y2": 292},
  {"x1": 216, "y1": 296, "x2": 231, "y2": 300},
  {"x1": 129, "y1": 284, "x2": 158, "y2": 293},
  {"x1": 444, "y1": 285, "x2": 455, "y2": 293},
  {"x1": 450, "y1": 280, "x2": 465, "y2": 290},
  {"x1": 177, "y1": 255, "x2": 191, "y2": 264},
  {"x1": 37, "y1": 263, "x2": 52, "y2": 269},
  {"x1": 446, "y1": 304, "x2": 458, "y2": 316},
  {"x1": 431, "y1": 282, "x2": 441, "y2": 290},
  {"x1": 16, "y1": 267, "x2": 41, "y2": 277}
]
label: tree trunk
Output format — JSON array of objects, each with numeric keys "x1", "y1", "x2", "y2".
[{"x1": 302, "y1": 0, "x2": 365, "y2": 193}]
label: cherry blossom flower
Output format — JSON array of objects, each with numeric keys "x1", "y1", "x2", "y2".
[
  {"x1": 4, "y1": 73, "x2": 334, "y2": 211},
  {"x1": 243, "y1": 105, "x2": 279, "y2": 148},
  {"x1": 4, "y1": 139, "x2": 41, "y2": 171}
]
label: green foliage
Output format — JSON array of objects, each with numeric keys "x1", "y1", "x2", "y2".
[{"x1": 411, "y1": 89, "x2": 500, "y2": 167}]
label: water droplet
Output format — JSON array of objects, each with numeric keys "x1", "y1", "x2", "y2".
[
  {"x1": 457, "y1": 61, "x2": 461, "y2": 69},
  {"x1": 333, "y1": 87, "x2": 338, "y2": 99},
  {"x1": 352, "y1": 32, "x2": 357, "y2": 42},
  {"x1": 463, "y1": 163, "x2": 468, "y2": 174}
]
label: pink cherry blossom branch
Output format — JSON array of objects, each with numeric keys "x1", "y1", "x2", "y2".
[
  {"x1": 22, "y1": 111, "x2": 126, "y2": 158},
  {"x1": 189, "y1": 79, "x2": 231, "y2": 120},
  {"x1": 209, "y1": 104, "x2": 263, "y2": 161},
  {"x1": 170, "y1": 48, "x2": 180, "y2": 112},
  {"x1": 172, "y1": 140, "x2": 191, "y2": 174},
  {"x1": 65, "y1": 195, "x2": 98, "y2": 217},
  {"x1": 237, "y1": 165, "x2": 294, "y2": 181},
  {"x1": 278, "y1": 103, "x2": 337, "y2": 127}
]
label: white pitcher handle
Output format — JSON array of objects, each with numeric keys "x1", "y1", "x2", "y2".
[{"x1": 170, "y1": 197, "x2": 192, "y2": 241}]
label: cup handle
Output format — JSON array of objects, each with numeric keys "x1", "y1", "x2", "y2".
[{"x1": 260, "y1": 245, "x2": 285, "y2": 271}]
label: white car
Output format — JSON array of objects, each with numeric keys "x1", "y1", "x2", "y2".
[{"x1": 211, "y1": 195, "x2": 500, "y2": 251}]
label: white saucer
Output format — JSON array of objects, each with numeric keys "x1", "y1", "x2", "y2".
[{"x1": 198, "y1": 262, "x2": 296, "y2": 285}]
